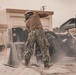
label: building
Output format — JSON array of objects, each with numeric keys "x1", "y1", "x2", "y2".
[{"x1": 0, "y1": 8, "x2": 54, "y2": 45}]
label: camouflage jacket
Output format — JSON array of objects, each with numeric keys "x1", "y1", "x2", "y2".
[{"x1": 26, "y1": 13, "x2": 48, "y2": 32}]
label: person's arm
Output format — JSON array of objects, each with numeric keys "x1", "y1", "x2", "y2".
[
  {"x1": 25, "y1": 24, "x2": 30, "y2": 32},
  {"x1": 36, "y1": 12, "x2": 48, "y2": 18}
]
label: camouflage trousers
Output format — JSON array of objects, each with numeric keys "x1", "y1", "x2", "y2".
[{"x1": 24, "y1": 29, "x2": 50, "y2": 63}]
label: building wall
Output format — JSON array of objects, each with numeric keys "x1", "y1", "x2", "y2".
[
  {"x1": 0, "y1": 10, "x2": 9, "y2": 45},
  {"x1": 0, "y1": 9, "x2": 53, "y2": 30},
  {"x1": 0, "y1": 24, "x2": 8, "y2": 45},
  {"x1": 7, "y1": 12, "x2": 53, "y2": 31},
  {"x1": 0, "y1": 10, "x2": 7, "y2": 24},
  {"x1": 0, "y1": 9, "x2": 53, "y2": 45}
]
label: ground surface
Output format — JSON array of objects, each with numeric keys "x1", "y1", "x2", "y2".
[{"x1": 0, "y1": 51, "x2": 76, "y2": 75}]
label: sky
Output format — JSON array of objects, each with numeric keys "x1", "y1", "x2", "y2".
[{"x1": 0, "y1": 0, "x2": 76, "y2": 28}]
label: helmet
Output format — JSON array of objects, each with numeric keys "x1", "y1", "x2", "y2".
[
  {"x1": 25, "y1": 11, "x2": 33, "y2": 15},
  {"x1": 24, "y1": 11, "x2": 34, "y2": 21}
]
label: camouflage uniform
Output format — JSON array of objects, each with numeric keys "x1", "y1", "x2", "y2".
[{"x1": 23, "y1": 12, "x2": 50, "y2": 67}]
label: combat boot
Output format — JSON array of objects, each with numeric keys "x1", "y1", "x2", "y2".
[
  {"x1": 25, "y1": 59, "x2": 29, "y2": 66},
  {"x1": 22, "y1": 59, "x2": 29, "y2": 66},
  {"x1": 44, "y1": 61, "x2": 52, "y2": 68}
]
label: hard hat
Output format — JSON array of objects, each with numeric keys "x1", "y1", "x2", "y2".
[
  {"x1": 24, "y1": 11, "x2": 34, "y2": 15},
  {"x1": 24, "y1": 11, "x2": 34, "y2": 21}
]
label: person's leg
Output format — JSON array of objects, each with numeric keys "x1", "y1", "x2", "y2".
[
  {"x1": 36, "y1": 29, "x2": 51, "y2": 68},
  {"x1": 23, "y1": 31, "x2": 36, "y2": 66}
]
